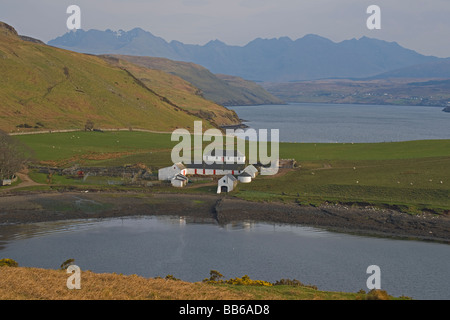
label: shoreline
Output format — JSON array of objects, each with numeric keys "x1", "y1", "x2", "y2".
[{"x1": 0, "y1": 191, "x2": 449, "y2": 244}]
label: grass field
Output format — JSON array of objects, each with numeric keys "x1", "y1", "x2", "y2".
[
  {"x1": 12, "y1": 132, "x2": 450, "y2": 214},
  {"x1": 237, "y1": 140, "x2": 450, "y2": 214},
  {"x1": 16, "y1": 131, "x2": 175, "y2": 166}
]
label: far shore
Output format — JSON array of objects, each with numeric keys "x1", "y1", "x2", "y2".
[{"x1": 0, "y1": 190, "x2": 449, "y2": 244}]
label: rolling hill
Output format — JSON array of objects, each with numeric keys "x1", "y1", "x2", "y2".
[
  {"x1": 103, "y1": 55, "x2": 284, "y2": 106},
  {"x1": 263, "y1": 78, "x2": 450, "y2": 107},
  {"x1": 369, "y1": 59, "x2": 450, "y2": 79},
  {"x1": 100, "y1": 55, "x2": 242, "y2": 124},
  {"x1": 0, "y1": 22, "x2": 241, "y2": 133}
]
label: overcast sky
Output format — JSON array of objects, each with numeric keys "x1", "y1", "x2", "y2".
[{"x1": 2, "y1": 0, "x2": 450, "y2": 57}]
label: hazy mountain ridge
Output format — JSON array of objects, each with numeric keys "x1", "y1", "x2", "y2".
[
  {"x1": 368, "y1": 59, "x2": 450, "y2": 79},
  {"x1": 49, "y1": 28, "x2": 442, "y2": 82}
]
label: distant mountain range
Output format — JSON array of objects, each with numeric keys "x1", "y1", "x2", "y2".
[{"x1": 48, "y1": 28, "x2": 445, "y2": 82}]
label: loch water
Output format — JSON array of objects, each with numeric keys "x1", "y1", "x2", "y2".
[
  {"x1": 0, "y1": 216, "x2": 449, "y2": 300},
  {"x1": 227, "y1": 103, "x2": 450, "y2": 143}
]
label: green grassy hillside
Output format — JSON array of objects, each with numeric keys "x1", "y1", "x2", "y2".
[
  {"x1": 101, "y1": 56, "x2": 241, "y2": 126},
  {"x1": 0, "y1": 22, "x2": 218, "y2": 133},
  {"x1": 106, "y1": 55, "x2": 284, "y2": 106}
]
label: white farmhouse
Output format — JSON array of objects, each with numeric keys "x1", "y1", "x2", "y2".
[
  {"x1": 217, "y1": 174, "x2": 238, "y2": 194},
  {"x1": 186, "y1": 163, "x2": 245, "y2": 176},
  {"x1": 158, "y1": 163, "x2": 187, "y2": 181}
]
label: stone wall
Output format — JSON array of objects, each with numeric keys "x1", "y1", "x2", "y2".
[{"x1": 32, "y1": 165, "x2": 157, "y2": 180}]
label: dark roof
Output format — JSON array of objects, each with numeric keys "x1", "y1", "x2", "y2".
[
  {"x1": 186, "y1": 162, "x2": 245, "y2": 171},
  {"x1": 224, "y1": 174, "x2": 237, "y2": 181},
  {"x1": 239, "y1": 172, "x2": 252, "y2": 177},
  {"x1": 173, "y1": 174, "x2": 188, "y2": 181}
]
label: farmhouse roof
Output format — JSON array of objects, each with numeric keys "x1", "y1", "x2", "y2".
[
  {"x1": 239, "y1": 172, "x2": 252, "y2": 177},
  {"x1": 244, "y1": 165, "x2": 258, "y2": 173},
  {"x1": 224, "y1": 174, "x2": 237, "y2": 181},
  {"x1": 204, "y1": 149, "x2": 245, "y2": 157},
  {"x1": 174, "y1": 163, "x2": 186, "y2": 170},
  {"x1": 186, "y1": 162, "x2": 245, "y2": 171}
]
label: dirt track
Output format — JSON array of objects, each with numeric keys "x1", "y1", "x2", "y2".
[{"x1": 0, "y1": 191, "x2": 449, "y2": 244}]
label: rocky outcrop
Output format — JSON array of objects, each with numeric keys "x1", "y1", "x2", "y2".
[{"x1": 0, "y1": 22, "x2": 18, "y2": 37}]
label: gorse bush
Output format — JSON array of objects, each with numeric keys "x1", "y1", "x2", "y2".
[
  {"x1": 203, "y1": 271, "x2": 272, "y2": 287},
  {"x1": 208, "y1": 270, "x2": 224, "y2": 282},
  {"x1": 365, "y1": 289, "x2": 391, "y2": 300},
  {"x1": 203, "y1": 271, "x2": 321, "y2": 288},
  {"x1": 225, "y1": 275, "x2": 273, "y2": 287},
  {"x1": 0, "y1": 258, "x2": 19, "y2": 267}
]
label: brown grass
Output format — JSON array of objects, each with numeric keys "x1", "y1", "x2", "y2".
[
  {"x1": 0, "y1": 267, "x2": 253, "y2": 300},
  {"x1": 0, "y1": 267, "x2": 405, "y2": 300}
]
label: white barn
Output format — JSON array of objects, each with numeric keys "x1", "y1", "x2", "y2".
[
  {"x1": 158, "y1": 163, "x2": 187, "y2": 181},
  {"x1": 243, "y1": 165, "x2": 258, "y2": 178},
  {"x1": 217, "y1": 174, "x2": 238, "y2": 194}
]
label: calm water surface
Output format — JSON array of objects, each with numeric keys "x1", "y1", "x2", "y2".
[
  {"x1": 1, "y1": 216, "x2": 449, "y2": 300},
  {"x1": 228, "y1": 103, "x2": 450, "y2": 143}
]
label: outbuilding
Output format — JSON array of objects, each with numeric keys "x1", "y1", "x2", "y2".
[
  {"x1": 158, "y1": 163, "x2": 187, "y2": 181},
  {"x1": 217, "y1": 174, "x2": 238, "y2": 194},
  {"x1": 243, "y1": 165, "x2": 258, "y2": 178},
  {"x1": 238, "y1": 172, "x2": 252, "y2": 183},
  {"x1": 171, "y1": 174, "x2": 188, "y2": 188}
]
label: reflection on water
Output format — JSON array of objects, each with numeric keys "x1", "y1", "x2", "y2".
[
  {"x1": 0, "y1": 216, "x2": 449, "y2": 300},
  {"x1": 0, "y1": 216, "x2": 218, "y2": 243}
]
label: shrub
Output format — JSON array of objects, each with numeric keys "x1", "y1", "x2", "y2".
[
  {"x1": 208, "y1": 270, "x2": 224, "y2": 282},
  {"x1": 84, "y1": 120, "x2": 95, "y2": 131},
  {"x1": 273, "y1": 278, "x2": 318, "y2": 290},
  {"x1": 365, "y1": 289, "x2": 391, "y2": 300},
  {"x1": 60, "y1": 258, "x2": 75, "y2": 270},
  {"x1": 0, "y1": 258, "x2": 19, "y2": 267},
  {"x1": 225, "y1": 275, "x2": 273, "y2": 287},
  {"x1": 165, "y1": 274, "x2": 181, "y2": 281},
  {"x1": 203, "y1": 271, "x2": 272, "y2": 286}
]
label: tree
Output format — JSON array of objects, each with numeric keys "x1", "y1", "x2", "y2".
[
  {"x1": 0, "y1": 130, "x2": 34, "y2": 180},
  {"x1": 84, "y1": 120, "x2": 94, "y2": 131}
]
